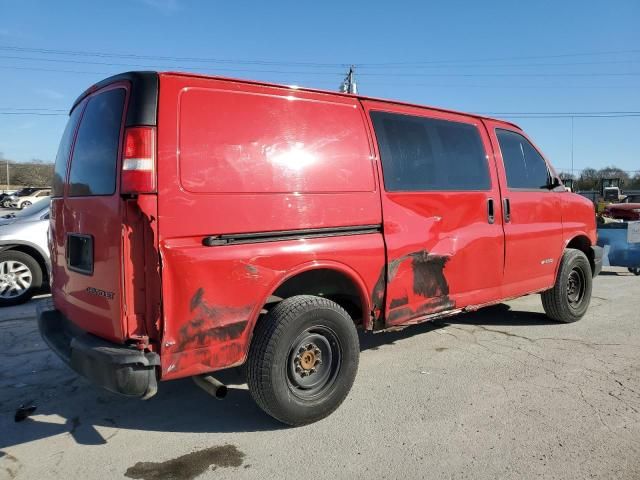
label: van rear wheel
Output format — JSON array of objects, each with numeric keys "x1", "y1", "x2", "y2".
[
  {"x1": 0, "y1": 250, "x2": 42, "y2": 307},
  {"x1": 541, "y1": 248, "x2": 592, "y2": 323},
  {"x1": 247, "y1": 295, "x2": 359, "y2": 426}
]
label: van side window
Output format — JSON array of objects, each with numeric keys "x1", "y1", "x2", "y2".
[
  {"x1": 496, "y1": 129, "x2": 550, "y2": 190},
  {"x1": 371, "y1": 111, "x2": 490, "y2": 192},
  {"x1": 68, "y1": 88, "x2": 126, "y2": 197},
  {"x1": 52, "y1": 106, "x2": 83, "y2": 197}
]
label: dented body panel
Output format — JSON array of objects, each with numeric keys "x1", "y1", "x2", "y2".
[
  {"x1": 362, "y1": 100, "x2": 506, "y2": 327},
  {"x1": 159, "y1": 234, "x2": 384, "y2": 379}
]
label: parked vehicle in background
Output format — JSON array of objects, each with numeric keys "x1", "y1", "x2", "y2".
[
  {"x1": 0, "y1": 198, "x2": 50, "y2": 306},
  {"x1": 40, "y1": 71, "x2": 602, "y2": 426},
  {"x1": 603, "y1": 198, "x2": 640, "y2": 221},
  {"x1": 10, "y1": 189, "x2": 51, "y2": 210},
  {"x1": 2, "y1": 187, "x2": 49, "y2": 208},
  {"x1": 0, "y1": 193, "x2": 13, "y2": 206},
  {"x1": 601, "y1": 178, "x2": 623, "y2": 202},
  {"x1": 622, "y1": 194, "x2": 640, "y2": 204}
]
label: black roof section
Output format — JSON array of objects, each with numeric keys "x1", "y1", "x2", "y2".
[{"x1": 70, "y1": 71, "x2": 158, "y2": 127}]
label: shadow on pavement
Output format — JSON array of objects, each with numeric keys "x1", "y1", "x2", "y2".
[
  {"x1": 359, "y1": 303, "x2": 555, "y2": 352},
  {"x1": 598, "y1": 270, "x2": 634, "y2": 276},
  {"x1": 1, "y1": 302, "x2": 554, "y2": 449}
]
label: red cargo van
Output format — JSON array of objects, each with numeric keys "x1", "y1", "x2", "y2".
[{"x1": 39, "y1": 71, "x2": 602, "y2": 425}]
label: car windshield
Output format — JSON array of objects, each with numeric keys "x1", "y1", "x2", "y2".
[
  {"x1": 1, "y1": 198, "x2": 50, "y2": 219},
  {"x1": 16, "y1": 189, "x2": 38, "y2": 197}
]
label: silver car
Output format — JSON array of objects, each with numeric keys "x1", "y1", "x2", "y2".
[{"x1": 0, "y1": 199, "x2": 50, "y2": 306}]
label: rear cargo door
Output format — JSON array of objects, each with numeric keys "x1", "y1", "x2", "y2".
[{"x1": 51, "y1": 85, "x2": 128, "y2": 343}]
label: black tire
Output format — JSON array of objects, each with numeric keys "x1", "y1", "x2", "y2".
[
  {"x1": 247, "y1": 295, "x2": 359, "y2": 426},
  {"x1": 19, "y1": 201, "x2": 31, "y2": 210},
  {"x1": 0, "y1": 250, "x2": 42, "y2": 307},
  {"x1": 629, "y1": 267, "x2": 640, "y2": 276},
  {"x1": 541, "y1": 249, "x2": 592, "y2": 323}
]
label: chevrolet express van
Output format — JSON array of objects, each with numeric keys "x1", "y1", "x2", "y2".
[{"x1": 39, "y1": 71, "x2": 602, "y2": 425}]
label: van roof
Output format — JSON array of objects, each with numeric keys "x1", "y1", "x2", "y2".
[{"x1": 72, "y1": 70, "x2": 521, "y2": 130}]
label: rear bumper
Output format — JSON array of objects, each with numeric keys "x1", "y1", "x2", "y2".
[
  {"x1": 37, "y1": 301, "x2": 159, "y2": 399},
  {"x1": 591, "y1": 245, "x2": 603, "y2": 277}
]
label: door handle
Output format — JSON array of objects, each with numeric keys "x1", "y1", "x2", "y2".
[
  {"x1": 487, "y1": 198, "x2": 495, "y2": 224},
  {"x1": 503, "y1": 198, "x2": 511, "y2": 223}
]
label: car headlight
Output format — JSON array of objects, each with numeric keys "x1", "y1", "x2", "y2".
[{"x1": 633, "y1": 208, "x2": 640, "y2": 213}]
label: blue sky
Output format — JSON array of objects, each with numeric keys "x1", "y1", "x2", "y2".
[{"x1": 0, "y1": 0, "x2": 638, "y2": 176}]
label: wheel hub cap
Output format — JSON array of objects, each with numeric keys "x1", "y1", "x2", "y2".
[
  {"x1": 0, "y1": 260, "x2": 32, "y2": 298},
  {"x1": 566, "y1": 268, "x2": 585, "y2": 307},
  {"x1": 295, "y1": 343, "x2": 322, "y2": 375},
  {"x1": 287, "y1": 327, "x2": 341, "y2": 399}
]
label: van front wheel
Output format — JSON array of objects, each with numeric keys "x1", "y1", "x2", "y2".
[
  {"x1": 541, "y1": 249, "x2": 592, "y2": 323},
  {"x1": 247, "y1": 295, "x2": 359, "y2": 426}
]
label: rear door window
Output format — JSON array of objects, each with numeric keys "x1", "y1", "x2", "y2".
[
  {"x1": 496, "y1": 129, "x2": 550, "y2": 190},
  {"x1": 370, "y1": 111, "x2": 490, "y2": 191},
  {"x1": 52, "y1": 106, "x2": 83, "y2": 197},
  {"x1": 68, "y1": 88, "x2": 126, "y2": 196}
]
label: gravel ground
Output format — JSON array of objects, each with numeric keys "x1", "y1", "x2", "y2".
[{"x1": 0, "y1": 268, "x2": 639, "y2": 480}]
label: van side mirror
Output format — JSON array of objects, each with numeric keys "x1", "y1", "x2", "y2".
[{"x1": 549, "y1": 176, "x2": 562, "y2": 190}]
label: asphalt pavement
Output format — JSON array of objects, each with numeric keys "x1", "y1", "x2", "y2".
[{"x1": 0, "y1": 269, "x2": 639, "y2": 480}]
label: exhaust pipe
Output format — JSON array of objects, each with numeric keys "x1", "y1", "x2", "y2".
[{"x1": 193, "y1": 375, "x2": 228, "y2": 399}]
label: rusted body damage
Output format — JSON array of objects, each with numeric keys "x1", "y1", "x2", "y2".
[
  {"x1": 179, "y1": 287, "x2": 252, "y2": 350},
  {"x1": 372, "y1": 249, "x2": 455, "y2": 329},
  {"x1": 158, "y1": 233, "x2": 385, "y2": 380}
]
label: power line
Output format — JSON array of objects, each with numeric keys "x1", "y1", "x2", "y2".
[
  {"x1": 0, "y1": 54, "x2": 345, "y2": 75},
  {"x1": 1, "y1": 44, "x2": 638, "y2": 68},
  {"x1": 1, "y1": 65, "x2": 635, "y2": 90},
  {"x1": 2, "y1": 60, "x2": 639, "y2": 80},
  {"x1": 487, "y1": 113, "x2": 640, "y2": 118},
  {"x1": 353, "y1": 49, "x2": 640, "y2": 67},
  {"x1": 0, "y1": 65, "x2": 112, "y2": 75},
  {"x1": 555, "y1": 167, "x2": 640, "y2": 173},
  {"x1": 480, "y1": 111, "x2": 640, "y2": 116},
  {"x1": 363, "y1": 82, "x2": 639, "y2": 89},
  {"x1": 358, "y1": 59, "x2": 640, "y2": 70},
  {"x1": 0, "y1": 107, "x2": 66, "y2": 111},
  {"x1": 0, "y1": 45, "x2": 348, "y2": 68},
  {"x1": 0, "y1": 112, "x2": 66, "y2": 116},
  {"x1": 2, "y1": 52, "x2": 639, "y2": 72},
  {"x1": 358, "y1": 71, "x2": 640, "y2": 78}
]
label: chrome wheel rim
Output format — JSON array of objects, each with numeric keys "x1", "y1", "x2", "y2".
[{"x1": 0, "y1": 260, "x2": 32, "y2": 298}]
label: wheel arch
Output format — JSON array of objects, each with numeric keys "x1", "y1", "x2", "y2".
[
  {"x1": 240, "y1": 261, "x2": 371, "y2": 361},
  {"x1": 563, "y1": 233, "x2": 595, "y2": 275},
  {"x1": 263, "y1": 260, "x2": 371, "y2": 326}
]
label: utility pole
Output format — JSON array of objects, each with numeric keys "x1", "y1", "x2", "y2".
[
  {"x1": 570, "y1": 116, "x2": 574, "y2": 177},
  {"x1": 6, "y1": 161, "x2": 9, "y2": 192},
  {"x1": 339, "y1": 65, "x2": 357, "y2": 94}
]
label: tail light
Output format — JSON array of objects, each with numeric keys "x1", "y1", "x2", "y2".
[{"x1": 121, "y1": 126, "x2": 156, "y2": 194}]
